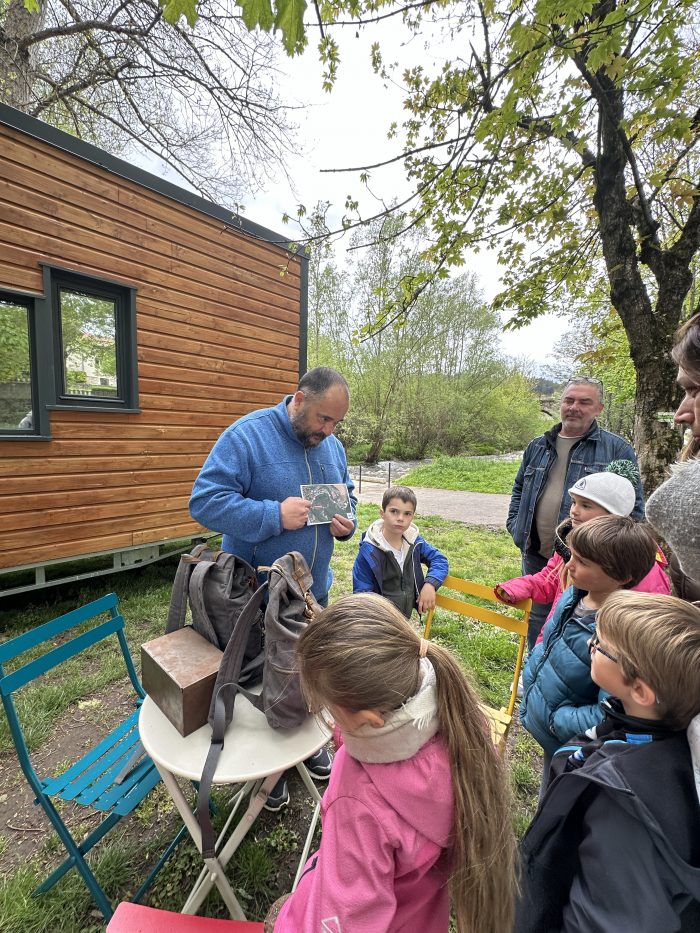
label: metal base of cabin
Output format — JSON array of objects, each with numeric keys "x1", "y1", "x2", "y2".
[{"x1": 0, "y1": 538, "x2": 208, "y2": 598}]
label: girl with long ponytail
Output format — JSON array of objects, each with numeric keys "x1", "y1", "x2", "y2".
[{"x1": 268, "y1": 592, "x2": 516, "y2": 933}]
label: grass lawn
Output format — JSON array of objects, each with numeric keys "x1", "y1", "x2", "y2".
[
  {"x1": 0, "y1": 504, "x2": 540, "y2": 930},
  {"x1": 401, "y1": 455, "x2": 521, "y2": 494}
]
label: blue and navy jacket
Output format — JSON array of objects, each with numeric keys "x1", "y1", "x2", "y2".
[
  {"x1": 189, "y1": 396, "x2": 357, "y2": 604},
  {"x1": 520, "y1": 586, "x2": 607, "y2": 757},
  {"x1": 507, "y1": 420, "x2": 644, "y2": 553},
  {"x1": 352, "y1": 519, "x2": 448, "y2": 616},
  {"x1": 516, "y1": 705, "x2": 700, "y2": 933}
]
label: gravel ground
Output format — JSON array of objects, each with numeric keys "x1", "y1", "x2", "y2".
[
  {"x1": 348, "y1": 457, "x2": 515, "y2": 528},
  {"x1": 354, "y1": 483, "x2": 510, "y2": 527}
]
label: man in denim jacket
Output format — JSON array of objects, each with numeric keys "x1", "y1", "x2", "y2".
[{"x1": 507, "y1": 377, "x2": 644, "y2": 648}]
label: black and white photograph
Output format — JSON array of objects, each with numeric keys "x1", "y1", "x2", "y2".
[{"x1": 301, "y1": 483, "x2": 354, "y2": 525}]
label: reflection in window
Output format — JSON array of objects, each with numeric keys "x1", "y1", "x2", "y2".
[
  {"x1": 58, "y1": 289, "x2": 118, "y2": 399},
  {"x1": 0, "y1": 299, "x2": 34, "y2": 431}
]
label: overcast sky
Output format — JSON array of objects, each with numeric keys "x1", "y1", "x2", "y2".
[{"x1": 234, "y1": 22, "x2": 567, "y2": 370}]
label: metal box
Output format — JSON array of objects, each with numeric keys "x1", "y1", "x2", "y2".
[{"x1": 141, "y1": 627, "x2": 222, "y2": 736}]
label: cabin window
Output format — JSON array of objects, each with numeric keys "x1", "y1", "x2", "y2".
[
  {"x1": 48, "y1": 269, "x2": 139, "y2": 411},
  {"x1": 0, "y1": 295, "x2": 39, "y2": 435}
]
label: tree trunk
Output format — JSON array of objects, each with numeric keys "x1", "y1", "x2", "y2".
[
  {"x1": 0, "y1": 0, "x2": 44, "y2": 110},
  {"x1": 590, "y1": 62, "x2": 688, "y2": 495},
  {"x1": 366, "y1": 432, "x2": 385, "y2": 464}
]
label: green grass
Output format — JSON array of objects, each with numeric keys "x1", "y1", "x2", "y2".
[
  {"x1": 0, "y1": 509, "x2": 541, "y2": 929},
  {"x1": 400, "y1": 455, "x2": 521, "y2": 494}
]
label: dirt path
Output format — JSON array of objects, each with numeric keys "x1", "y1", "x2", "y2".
[{"x1": 356, "y1": 483, "x2": 511, "y2": 528}]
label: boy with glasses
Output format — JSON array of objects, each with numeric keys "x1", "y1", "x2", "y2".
[{"x1": 516, "y1": 590, "x2": 700, "y2": 932}]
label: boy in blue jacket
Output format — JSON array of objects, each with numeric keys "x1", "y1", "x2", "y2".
[
  {"x1": 352, "y1": 486, "x2": 448, "y2": 618},
  {"x1": 520, "y1": 515, "x2": 656, "y2": 787}
]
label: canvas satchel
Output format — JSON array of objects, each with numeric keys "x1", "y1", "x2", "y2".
[
  {"x1": 165, "y1": 543, "x2": 264, "y2": 686},
  {"x1": 197, "y1": 551, "x2": 320, "y2": 857}
]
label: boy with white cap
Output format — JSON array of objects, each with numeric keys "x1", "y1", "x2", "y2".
[{"x1": 496, "y1": 462, "x2": 669, "y2": 643}]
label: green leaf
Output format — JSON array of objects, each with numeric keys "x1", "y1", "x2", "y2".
[
  {"x1": 159, "y1": 0, "x2": 198, "y2": 27},
  {"x1": 274, "y1": 0, "x2": 308, "y2": 55},
  {"x1": 238, "y1": 0, "x2": 276, "y2": 33}
]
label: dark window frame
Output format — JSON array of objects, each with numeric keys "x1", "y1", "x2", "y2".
[
  {"x1": 43, "y1": 265, "x2": 139, "y2": 413},
  {"x1": 0, "y1": 289, "x2": 51, "y2": 440}
]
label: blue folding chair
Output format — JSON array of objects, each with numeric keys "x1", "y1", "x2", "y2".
[{"x1": 0, "y1": 592, "x2": 185, "y2": 920}]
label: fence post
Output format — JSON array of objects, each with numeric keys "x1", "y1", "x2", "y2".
[
  {"x1": 388, "y1": 462, "x2": 391, "y2": 488},
  {"x1": 358, "y1": 465, "x2": 362, "y2": 494}
]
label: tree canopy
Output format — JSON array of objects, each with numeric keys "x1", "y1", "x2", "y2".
[
  {"x1": 3, "y1": 0, "x2": 296, "y2": 203},
  {"x1": 232, "y1": 0, "x2": 699, "y2": 488},
  {"x1": 306, "y1": 207, "x2": 548, "y2": 460}
]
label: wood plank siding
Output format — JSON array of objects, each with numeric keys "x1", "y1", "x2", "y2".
[{"x1": 0, "y1": 112, "x2": 306, "y2": 571}]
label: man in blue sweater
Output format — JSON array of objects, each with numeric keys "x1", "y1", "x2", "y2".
[{"x1": 190, "y1": 366, "x2": 357, "y2": 809}]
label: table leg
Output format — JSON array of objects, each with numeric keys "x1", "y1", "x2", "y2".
[
  {"x1": 182, "y1": 771, "x2": 283, "y2": 918},
  {"x1": 183, "y1": 780, "x2": 256, "y2": 917},
  {"x1": 292, "y1": 763, "x2": 323, "y2": 891},
  {"x1": 295, "y1": 762, "x2": 322, "y2": 804}
]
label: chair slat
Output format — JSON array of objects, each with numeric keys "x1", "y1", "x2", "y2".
[
  {"x1": 0, "y1": 594, "x2": 119, "y2": 663},
  {"x1": 0, "y1": 616, "x2": 123, "y2": 696},
  {"x1": 440, "y1": 575, "x2": 531, "y2": 611},
  {"x1": 435, "y1": 592, "x2": 528, "y2": 637},
  {"x1": 41, "y1": 712, "x2": 140, "y2": 796},
  {"x1": 73, "y1": 742, "x2": 149, "y2": 807},
  {"x1": 112, "y1": 767, "x2": 162, "y2": 817},
  {"x1": 425, "y1": 575, "x2": 531, "y2": 752}
]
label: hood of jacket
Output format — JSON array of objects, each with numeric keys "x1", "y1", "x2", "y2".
[
  {"x1": 364, "y1": 517, "x2": 419, "y2": 551},
  {"x1": 338, "y1": 658, "x2": 452, "y2": 849},
  {"x1": 350, "y1": 735, "x2": 453, "y2": 849}
]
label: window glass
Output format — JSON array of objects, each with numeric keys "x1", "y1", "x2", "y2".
[
  {"x1": 58, "y1": 289, "x2": 119, "y2": 399},
  {"x1": 0, "y1": 299, "x2": 34, "y2": 431}
]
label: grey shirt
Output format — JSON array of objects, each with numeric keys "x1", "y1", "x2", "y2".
[{"x1": 535, "y1": 434, "x2": 582, "y2": 558}]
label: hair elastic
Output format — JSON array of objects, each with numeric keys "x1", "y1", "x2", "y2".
[{"x1": 419, "y1": 638, "x2": 429, "y2": 658}]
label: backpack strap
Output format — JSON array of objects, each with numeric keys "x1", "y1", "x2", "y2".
[
  {"x1": 197, "y1": 581, "x2": 268, "y2": 859},
  {"x1": 187, "y1": 559, "x2": 223, "y2": 646},
  {"x1": 164, "y1": 543, "x2": 210, "y2": 633}
]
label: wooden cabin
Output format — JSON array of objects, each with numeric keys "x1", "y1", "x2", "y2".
[{"x1": 0, "y1": 103, "x2": 307, "y2": 596}]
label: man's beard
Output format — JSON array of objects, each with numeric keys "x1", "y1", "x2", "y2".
[{"x1": 290, "y1": 410, "x2": 325, "y2": 448}]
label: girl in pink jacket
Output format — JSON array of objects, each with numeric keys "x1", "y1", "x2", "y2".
[
  {"x1": 496, "y1": 464, "x2": 670, "y2": 645},
  {"x1": 268, "y1": 593, "x2": 516, "y2": 933}
]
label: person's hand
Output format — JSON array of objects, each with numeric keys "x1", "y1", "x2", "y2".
[
  {"x1": 329, "y1": 513, "x2": 355, "y2": 538},
  {"x1": 264, "y1": 893, "x2": 291, "y2": 931},
  {"x1": 417, "y1": 582, "x2": 437, "y2": 614},
  {"x1": 280, "y1": 496, "x2": 312, "y2": 530},
  {"x1": 494, "y1": 585, "x2": 514, "y2": 603}
]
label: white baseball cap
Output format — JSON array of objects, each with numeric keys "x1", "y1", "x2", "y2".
[{"x1": 568, "y1": 471, "x2": 636, "y2": 516}]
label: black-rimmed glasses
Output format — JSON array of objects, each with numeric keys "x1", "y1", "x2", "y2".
[{"x1": 589, "y1": 634, "x2": 618, "y2": 664}]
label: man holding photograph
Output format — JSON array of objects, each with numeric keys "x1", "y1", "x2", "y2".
[
  {"x1": 190, "y1": 367, "x2": 356, "y2": 810},
  {"x1": 190, "y1": 366, "x2": 357, "y2": 607}
]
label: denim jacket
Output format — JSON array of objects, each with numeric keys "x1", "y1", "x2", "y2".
[{"x1": 507, "y1": 421, "x2": 644, "y2": 553}]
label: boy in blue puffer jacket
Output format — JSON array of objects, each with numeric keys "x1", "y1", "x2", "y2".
[
  {"x1": 352, "y1": 486, "x2": 448, "y2": 618},
  {"x1": 520, "y1": 515, "x2": 656, "y2": 788}
]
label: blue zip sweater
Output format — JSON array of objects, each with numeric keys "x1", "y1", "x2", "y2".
[
  {"x1": 520, "y1": 586, "x2": 607, "y2": 757},
  {"x1": 189, "y1": 396, "x2": 357, "y2": 603}
]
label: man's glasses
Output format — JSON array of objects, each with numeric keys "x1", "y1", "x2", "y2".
[{"x1": 589, "y1": 634, "x2": 618, "y2": 664}]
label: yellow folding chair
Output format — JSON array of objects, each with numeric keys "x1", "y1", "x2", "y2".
[{"x1": 423, "y1": 575, "x2": 531, "y2": 753}]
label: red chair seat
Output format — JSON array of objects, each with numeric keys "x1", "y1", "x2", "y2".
[{"x1": 106, "y1": 903, "x2": 264, "y2": 932}]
